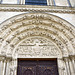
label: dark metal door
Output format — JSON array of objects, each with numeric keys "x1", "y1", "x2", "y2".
[{"x1": 17, "y1": 59, "x2": 59, "y2": 75}]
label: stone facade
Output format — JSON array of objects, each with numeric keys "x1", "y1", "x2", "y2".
[
  {"x1": 1, "y1": 0, "x2": 75, "y2": 7},
  {"x1": 0, "y1": 1, "x2": 75, "y2": 75}
]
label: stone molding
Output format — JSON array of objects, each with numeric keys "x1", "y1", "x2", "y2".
[{"x1": 0, "y1": 4, "x2": 75, "y2": 14}]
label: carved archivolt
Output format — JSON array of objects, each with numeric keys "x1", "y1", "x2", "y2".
[{"x1": 0, "y1": 13, "x2": 75, "y2": 58}]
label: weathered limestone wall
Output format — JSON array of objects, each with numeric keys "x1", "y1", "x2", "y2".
[
  {"x1": 55, "y1": 0, "x2": 69, "y2": 6},
  {"x1": 55, "y1": 0, "x2": 75, "y2": 7},
  {"x1": 0, "y1": 12, "x2": 25, "y2": 24},
  {"x1": 51, "y1": 13, "x2": 75, "y2": 26},
  {"x1": 2, "y1": 0, "x2": 17, "y2": 4}
]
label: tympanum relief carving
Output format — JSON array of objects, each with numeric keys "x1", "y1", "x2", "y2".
[{"x1": 16, "y1": 37, "x2": 61, "y2": 58}]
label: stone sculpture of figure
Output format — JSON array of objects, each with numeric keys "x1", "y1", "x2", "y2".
[{"x1": 32, "y1": 39, "x2": 41, "y2": 55}]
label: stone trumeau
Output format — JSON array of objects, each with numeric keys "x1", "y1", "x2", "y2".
[{"x1": 0, "y1": 0, "x2": 75, "y2": 75}]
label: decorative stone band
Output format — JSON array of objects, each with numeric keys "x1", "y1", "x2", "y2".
[{"x1": 0, "y1": 4, "x2": 75, "y2": 14}]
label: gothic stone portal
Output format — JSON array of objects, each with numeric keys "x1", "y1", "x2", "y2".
[
  {"x1": 0, "y1": 13, "x2": 75, "y2": 75},
  {"x1": 17, "y1": 59, "x2": 59, "y2": 75}
]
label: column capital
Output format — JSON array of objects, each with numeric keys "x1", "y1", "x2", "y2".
[
  {"x1": 0, "y1": 56, "x2": 5, "y2": 61},
  {"x1": 69, "y1": 55, "x2": 75, "y2": 58},
  {"x1": 64, "y1": 57, "x2": 69, "y2": 60},
  {"x1": 0, "y1": 54, "x2": 12, "y2": 61}
]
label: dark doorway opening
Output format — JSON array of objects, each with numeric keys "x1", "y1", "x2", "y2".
[{"x1": 17, "y1": 58, "x2": 59, "y2": 75}]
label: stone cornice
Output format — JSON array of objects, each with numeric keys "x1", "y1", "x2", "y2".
[{"x1": 0, "y1": 4, "x2": 75, "y2": 14}]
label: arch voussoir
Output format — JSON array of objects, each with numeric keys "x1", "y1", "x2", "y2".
[{"x1": 0, "y1": 13, "x2": 75, "y2": 58}]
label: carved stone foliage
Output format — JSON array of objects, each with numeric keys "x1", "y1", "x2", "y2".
[
  {"x1": 0, "y1": 13, "x2": 75, "y2": 58},
  {"x1": 16, "y1": 37, "x2": 61, "y2": 58}
]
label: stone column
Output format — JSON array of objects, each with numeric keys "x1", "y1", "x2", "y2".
[
  {"x1": 20, "y1": 0, "x2": 25, "y2": 4},
  {"x1": 2, "y1": 59, "x2": 6, "y2": 75},
  {"x1": 0, "y1": 56, "x2": 6, "y2": 75},
  {"x1": 10, "y1": 59, "x2": 15, "y2": 75},
  {"x1": 0, "y1": 60, "x2": 3, "y2": 75},
  {"x1": 5, "y1": 58, "x2": 11, "y2": 75},
  {"x1": 49, "y1": 0, "x2": 54, "y2": 5},
  {"x1": 23, "y1": 0, "x2": 25, "y2": 4},
  {"x1": 47, "y1": 0, "x2": 50, "y2": 5},
  {"x1": 70, "y1": 56, "x2": 75, "y2": 74},
  {"x1": 71, "y1": 56, "x2": 75, "y2": 71},
  {"x1": 10, "y1": 68, "x2": 14, "y2": 75},
  {"x1": 64, "y1": 57, "x2": 71, "y2": 75},
  {"x1": 68, "y1": 57, "x2": 74, "y2": 75},
  {"x1": 57, "y1": 58, "x2": 66, "y2": 75},
  {"x1": 14, "y1": 59, "x2": 17, "y2": 75},
  {"x1": 10, "y1": 58, "x2": 17, "y2": 75}
]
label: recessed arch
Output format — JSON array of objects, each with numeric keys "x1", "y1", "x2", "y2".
[{"x1": 0, "y1": 13, "x2": 75, "y2": 58}]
